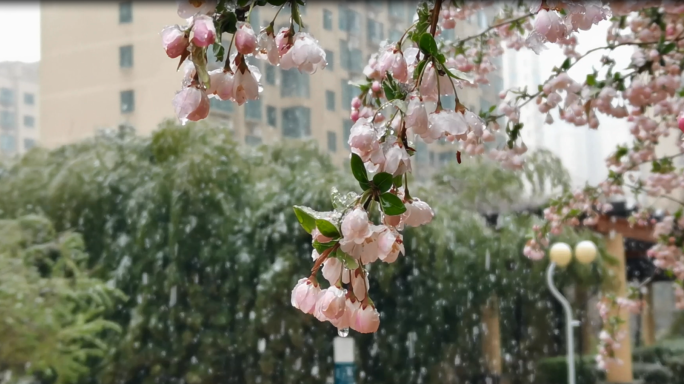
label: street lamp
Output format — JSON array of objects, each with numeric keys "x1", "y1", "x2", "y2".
[{"x1": 547, "y1": 240, "x2": 598, "y2": 384}]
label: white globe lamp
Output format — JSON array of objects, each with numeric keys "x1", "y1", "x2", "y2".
[
  {"x1": 549, "y1": 242, "x2": 573, "y2": 267},
  {"x1": 574, "y1": 240, "x2": 598, "y2": 265}
]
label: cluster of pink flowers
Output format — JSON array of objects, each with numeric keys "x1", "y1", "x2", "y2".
[
  {"x1": 160, "y1": 0, "x2": 684, "y2": 340},
  {"x1": 291, "y1": 198, "x2": 434, "y2": 334},
  {"x1": 595, "y1": 294, "x2": 642, "y2": 371},
  {"x1": 161, "y1": 0, "x2": 326, "y2": 124}
]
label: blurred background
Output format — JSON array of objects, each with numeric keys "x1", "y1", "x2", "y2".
[{"x1": 1, "y1": 1, "x2": 683, "y2": 384}]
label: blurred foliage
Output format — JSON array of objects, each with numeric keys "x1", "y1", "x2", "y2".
[
  {"x1": 0, "y1": 121, "x2": 613, "y2": 384},
  {"x1": 0, "y1": 215, "x2": 124, "y2": 384}
]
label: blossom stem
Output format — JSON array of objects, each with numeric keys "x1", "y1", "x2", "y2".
[
  {"x1": 429, "y1": 0, "x2": 443, "y2": 37},
  {"x1": 223, "y1": 32, "x2": 237, "y2": 72},
  {"x1": 310, "y1": 243, "x2": 340, "y2": 277},
  {"x1": 458, "y1": 13, "x2": 533, "y2": 45}
]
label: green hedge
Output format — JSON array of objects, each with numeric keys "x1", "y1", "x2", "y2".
[
  {"x1": 536, "y1": 356, "x2": 599, "y2": 384},
  {"x1": 633, "y1": 363, "x2": 673, "y2": 384}
]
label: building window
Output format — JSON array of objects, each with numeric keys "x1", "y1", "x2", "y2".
[
  {"x1": 367, "y1": 19, "x2": 384, "y2": 44},
  {"x1": 1, "y1": 111, "x2": 15, "y2": 129},
  {"x1": 210, "y1": 98, "x2": 234, "y2": 113},
  {"x1": 281, "y1": 69, "x2": 310, "y2": 98},
  {"x1": 245, "y1": 99, "x2": 262, "y2": 120},
  {"x1": 120, "y1": 90, "x2": 135, "y2": 113},
  {"x1": 0, "y1": 88, "x2": 13, "y2": 106},
  {"x1": 119, "y1": 1, "x2": 133, "y2": 23},
  {"x1": 341, "y1": 80, "x2": 357, "y2": 111},
  {"x1": 120, "y1": 45, "x2": 133, "y2": 68},
  {"x1": 326, "y1": 90, "x2": 335, "y2": 111},
  {"x1": 325, "y1": 50, "x2": 334, "y2": 70},
  {"x1": 0, "y1": 133, "x2": 15, "y2": 152},
  {"x1": 343, "y1": 119, "x2": 353, "y2": 149},
  {"x1": 265, "y1": 65, "x2": 276, "y2": 85},
  {"x1": 327, "y1": 131, "x2": 337, "y2": 152},
  {"x1": 24, "y1": 93, "x2": 34, "y2": 105},
  {"x1": 23, "y1": 115, "x2": 35, "y2": 128},
  {"x1": 282, "y1": 107, "x2": 311, "y2": 138},
  {"x1": 323, "y1": 9, "x2": 333, "y2": 30},
  {"x1": 339, "y1": 40, "x2": 363, "y2": 72},
  {"x1": 267, "y1": 105, "x2": 277, "y2": 127},
  {"x1": 24, "y1": 138, "x2": 35, "y2": 150},
  {"x1": 338, "y1": 6, "x2": 361, "y2": 33}
]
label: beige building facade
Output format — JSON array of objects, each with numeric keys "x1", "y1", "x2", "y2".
[
  {"x1": 40, "y1": 1, "x2": 503, "y2": 167},
  {"x1": 0, "y1": 61, "x2": 39, "y2": 157}
]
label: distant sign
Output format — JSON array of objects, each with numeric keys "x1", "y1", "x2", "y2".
[{"x1": 334, "y1": 362, "x2": 355, "y2": 384}]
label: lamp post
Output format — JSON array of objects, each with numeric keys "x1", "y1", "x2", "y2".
[
  {"x1": 334, "y1": 337, "x2": 355, "y2": 384},
  {"x1": 547, "y1": 240, "x2": 598, "y2": 384}
]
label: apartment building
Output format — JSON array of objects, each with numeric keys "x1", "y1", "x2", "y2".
[
  {"x1": 0, "y1": 61, "x2": 39, "y2": 157},
  {"x1": 40, "y1": 1, "x2": 503, "y2": 167}
]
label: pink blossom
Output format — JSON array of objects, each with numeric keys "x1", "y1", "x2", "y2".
[
  {"x1": 315, "y1": 286, "x2": 346, "y2": 320},
  {"x1": 403, "y1": 199, "x2": 434, "y2": 227},
  {"x1": 382, "y1": 144, "x2": 411, "y2": 176},
  {"x1": 341, "y1": 208, "x2": 373, "y2": 244},
  {"x1": 207, "y1": 69, "x2": 234, "y2": 101},
  {"x1": 161, "y1": 25, "x2": 189, "y2": 58},
  {"x1": 349, "y1": 269, "x2": 370, "y2": 300},
  {"x1": 322, "y1": 257, "x2": 343, "y2": 285},
  {"x1": 377, "y1": 227, "x2": 404, "y2": 263},
  {"x1": 256, "y1": 32, "x2": 279, "y2": 65},
  {"x1": 426, "y1": 110, "x2": 468, "y2": 143},
  {"x1": 406, "y1": 97, "x2": 429, "y2": 135},
  {"x1": 177, "y1": 0, "x2": 216, "y2": 19},
  {"x1": 348, "y1": 118, "x2": 381, "y2": 162},
  {"x1": 232, "y1": 65, "x2": 260, "y2": 106},
  {"x1": 351, "y1": 304, "x2": 380, "y2": 334},
  {"x1": 235, "y1": 22, "x2": 258, "y2": 55},
  {"x1": 280, "y1": 32, "x2": 327, "y2": 74},
  {"x1": 378, "y1": 47, "x2": 409, "y2": 83},
  {"x1": 330, "y1": 298, "x2": 359, "y2": 330},
  {"x1": 172, "y1": 87, "x2": 210, "y2": 125},
  {"x1": 291, "y1": 278, "x2": 321, "y2": 314},
  {"x1": 678, "y1": 112, "x2": 684, "y2": 133},
  {"x1": 534, "y1": 10, "x2": 566, "y2": 43},
  {"x1": 191, "y1": 15, "x2": 216, "y2": 47}
]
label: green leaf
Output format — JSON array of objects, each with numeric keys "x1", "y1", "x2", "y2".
[
  {"x1": 212, "y1": 43, "x2": 225, "y2": 62},
  {"x1": 560, "y1": 58, "x2": 571, "y2": 70},
  {"x1": 217, "y1": 11, "x2": 238, "y2": 34},
  {"x1": 293, "y1": 206, "x2": 316, "y2": 234},
  {"x1": 392, "y1": 175, "x2": 403, "y2": 188},
  {"x1": 267, "y1": 0, "x2": 288, "y2": 5},
  {"x1": 413, "y1": 60, "x2": 427, "y2": 80},
  {"x1": 390, "y1": 100, "x2": 407, "y2": 113},
  {"x1": 382, "y1": 81, "x2": 396, "y2": 100},
  {"x1": 586, "y1": 74, "x2": 596, "y2": 86},
  {"x1": 419, "y1": 33, "x2": 438, "y2": 56},
  {"x1": 291, "y1": 2, "x2": 304, "y2": 28},
  {"x1": 350, "y1": 153, "x2": 370, "y2": 189},
  {"x1": 372, "y1": 172, "x2": 393, "y2": 193},
  {"x1": 315, "y1": 219, "x2": 340, "y2": 238},
  {"x1": 379, "y1": 193, "x2": 406, "y2": 216},
  {"x1": 442, "y1": 66, "x2": 474, "y2": 83},
  {"x1": 313, "y1": 240, "x2": 337, "y2": 254},
  {"x1": 191, "y1": 47, "x2": 210, "y2": 88},
  {"x1": 336, "y1": 251, "x2": 359, "y2": 270}
]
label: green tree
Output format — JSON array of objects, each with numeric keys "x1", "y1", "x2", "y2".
[
  {"x1": 0, "y1": 215, "x2": 124, "y2": 384},
  {"x1": 0, "y1": 122, "x2": 613, "y2": 384}
]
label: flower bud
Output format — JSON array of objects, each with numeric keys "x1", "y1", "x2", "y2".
[
  {"x1": 191, "y1": 15, "x2": 216, "y2": 47},
  {"x1": 235, "y1": 22, "x2": 258, "y2": 55},
  {"x1": 161, "y1": 25, "x2": 189, "y2": 58}
]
